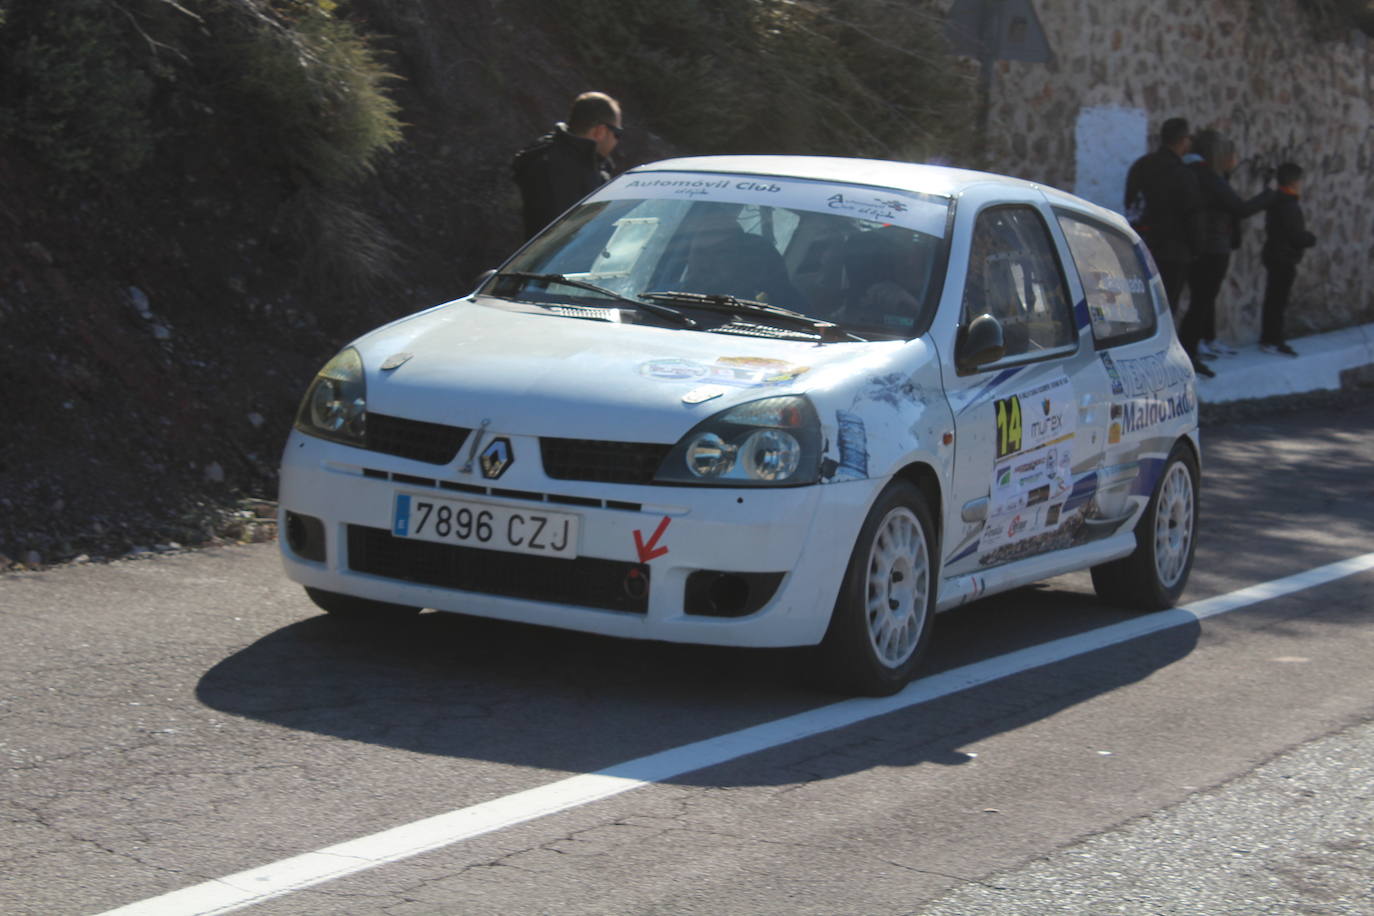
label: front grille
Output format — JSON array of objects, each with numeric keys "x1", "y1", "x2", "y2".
[
  {"x1": 366, "y1": 413, "x2": 469, "y2": 464},
  {"x1": 347, "y1": 525, "x2": 649, "y2": 614},
  {"x1": 541, "y1": 437, "x2": 672, "y2": 484}
]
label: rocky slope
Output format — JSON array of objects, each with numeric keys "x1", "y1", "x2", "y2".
[{"x1": 0, "y1": 1, "x2": 646, "y2": 568}]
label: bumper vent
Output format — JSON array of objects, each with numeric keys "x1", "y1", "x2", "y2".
[
  {"x1": 540, "y1": 437, "x2": 672, "y2": 484},
  {"x1": 346, "y1": 525, "x2": 649, "y2": 614},
  {"x1": 684, "y1": 570, "x2": 785, "y2": 617},
  {"x1": 366, "y1": 413, "x2": 470, "y2": 465}
]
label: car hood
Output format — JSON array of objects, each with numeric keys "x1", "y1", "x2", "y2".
[{"x1": 351, "y1": 297, "x2": 921, "y2": 442}]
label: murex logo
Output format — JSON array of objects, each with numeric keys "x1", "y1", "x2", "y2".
[
  {"x1": 1029, "y1": 413, "x2": 1062, "y2": 439},
  {"x1": 479, "y1": 438, "x2": 514, "y2": 479}
]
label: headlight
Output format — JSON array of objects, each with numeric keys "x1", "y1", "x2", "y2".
[
  {"x1": 294, "y1": 347, "x2": 367, "y2": 446},
  {"x1": 655, "y1": 395, "x2": 821, "y2": 486}
]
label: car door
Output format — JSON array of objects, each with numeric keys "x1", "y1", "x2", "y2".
[
  {"x1": 940, "y1": 202, "x2": 1113, "y2": 580},
  {"x1": 1053, "y1": 207, "x2": 1194, "y2": 525}
]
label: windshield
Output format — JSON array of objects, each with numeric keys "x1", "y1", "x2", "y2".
[{"x1": 490, "y1": 171, "x2": 952, "y2": 339}]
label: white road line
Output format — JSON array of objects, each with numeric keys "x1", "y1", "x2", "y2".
[{"x1": 100, "y1": 552, "x2": 1374, "y2": 916}]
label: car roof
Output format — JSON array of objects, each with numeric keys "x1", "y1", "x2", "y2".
[{"x1": 631, "y1": 155, "x2": 1132, "y2": 232}]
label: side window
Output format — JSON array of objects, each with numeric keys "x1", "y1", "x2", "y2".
[
  {"x1": 961, "y1": 206, "x2": 1075, "y2": 359},
  {"x1": 1056, "y1": 211, "x2": 1156, "y2": 346}
]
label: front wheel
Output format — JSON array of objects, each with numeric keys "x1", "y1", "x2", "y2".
[
  {"x1": 304, "y1": 587, "x2": 422, "y2": 620},
  {"x1": 1091, "y1": 442, "x2": 1199, "y2": 610},
  {"x1": 817, "y1": 480, "x2": 938, "y2": 696}
]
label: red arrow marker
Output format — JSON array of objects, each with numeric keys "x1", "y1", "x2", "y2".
[{"x1": 633, "y1": 516, "x2": 672, "y2": 563}]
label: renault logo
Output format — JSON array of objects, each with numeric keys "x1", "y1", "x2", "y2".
[{"x1": 479, "y1": 438, "x2": 514, "y2": 479}]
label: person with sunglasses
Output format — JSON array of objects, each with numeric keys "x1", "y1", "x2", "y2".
[{"x1": 513, "y1": 91, "x2": 623, "y2": 240}]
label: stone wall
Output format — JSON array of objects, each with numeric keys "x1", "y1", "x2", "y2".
[{"x1": 951, "y1": 0, "x2": 1374, "y2": 343}]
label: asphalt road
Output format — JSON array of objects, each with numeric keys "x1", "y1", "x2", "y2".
[{"x1": 2, "y1": 395, "x2": 1373, "y2": 916}]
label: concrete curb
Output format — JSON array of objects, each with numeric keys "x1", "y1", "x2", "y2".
[{"x1": 1193, "y1": 321, "x2": 1374, "y2": 404}]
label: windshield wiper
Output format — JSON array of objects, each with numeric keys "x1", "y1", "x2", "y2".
[
  {"x1": 641, "y1": 291, "x2": 851, "y2": 342},
  {"x1": 495, "y1": 272, "x2": 696, "y2": 327}
]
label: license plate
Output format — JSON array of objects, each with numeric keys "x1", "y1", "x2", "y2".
[{"x1": 392, "y1": 492, "x2": 580, "y2": 558}]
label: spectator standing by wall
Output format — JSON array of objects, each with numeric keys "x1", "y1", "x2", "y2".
[
  {"x1": 1178, "y1": 129, "x2": 1273, "y2": 377},
  {"x1": 512, "y1": 92, "x2": 623, "y2": 240},
  {"x1": 1259, "y1": 162, "x2": 1317, "y2": 356},
  {"x1": 1124, "y1": 116, "x2": 1201, "y2": 315}
]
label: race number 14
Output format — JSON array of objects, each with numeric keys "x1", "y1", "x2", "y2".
[{"x1": 995, "y1": 395, "x2": 1022, "y2": 459}]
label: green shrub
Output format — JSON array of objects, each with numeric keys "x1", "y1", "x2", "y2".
[
  {"x1": 0, "y1": 0, "x2": 402, "y2": 185},
  {"x1": 219, "y1": 0, "x2": 403, "y2": 184},
  {"x1": 0, "y1": 0, "x2": 163, "y2": 176}
]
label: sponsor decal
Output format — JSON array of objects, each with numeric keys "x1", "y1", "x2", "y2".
[
  {"x1": 1097, "y1": 274, "x2": 1148, "y2": 296},
  {"x1": 591, "y1": 172, "x2": 951, "y2": 237},
  {"x1": 1119, "y1": 389, "x2": 1195, "y2": 435},
  {"x1": 638, "y1": 357, "x2": 810, "y2": 388},
  {"x1": 978, "y1": 502, "x2": 1089, "y2": 565},
  {"x1": 1099, "y1": 352, "x2": 1126, "y2": 395},
  {"x1": 1074, "y1": 296, "x2": 1092, "y2": 330},
  {"x1": 990, "y1": 443, "x2": 1072, "y2": 518},
  {"x1": 621, "y1": 177, "x2": 781, "y2": 196},
  {"x1": 825, "y1": 192, "x2": 911, "y2": 223},
  {"x1": 734, "y1": 180, "x2": 783, "y2": 193},
  {"x1": 978, "y1": 374, "x2": 1078, "y2": 558},
  {"x1": 994, "y1": 375, "x2": 1075, "y2": 460},
  {"x1": 1108, "y1": 349, "x2": 1192, "y2": 397},
  {"x1": 640, "y1": 358, "x2": 706, "y2": 381},
  {"x1": 624, "y1": 177, "x2": 731, "y2": 193},
  {"x1": 835, "y1": 410, "x2": 870, "y2": 479},
  {"x1": 861, "y1": 371, "x2": 923, "y2": 409}
]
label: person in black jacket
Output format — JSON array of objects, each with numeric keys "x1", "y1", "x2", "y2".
[
  {"x1": 1124, "y1": 117, "x2": 1201, "y2": 315},
  {"x1": 513, "y1": 92, "x2": 623, "y2": 240},
  {"x1": 1259, "y1": 163, "x2": 1317, "y2": 356},
  {"x1": 1178, "y1": 130, "x2": 1273, "y2": 377}
]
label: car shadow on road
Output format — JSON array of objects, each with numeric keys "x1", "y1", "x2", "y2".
[{"x1": 195, "y1": 578, "x2": 1200, "y2": 787}]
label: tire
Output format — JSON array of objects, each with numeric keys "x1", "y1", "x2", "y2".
[
  {"x1": 1091, "y1": 442, "x2": 1199, "y2": 610},
  {"x1": 818, "y1": 479, "x2": 938, "y2": 696},
  {"x1": 304, "y1": 586, "x2": 422, "y2": 620}
]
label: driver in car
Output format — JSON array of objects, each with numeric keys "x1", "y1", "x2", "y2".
[{"x1": 680, "y1": 204, "x2": 804, "y2": 308}]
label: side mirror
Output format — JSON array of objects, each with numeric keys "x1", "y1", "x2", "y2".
[{"x1": 957, "y1": 313, "x2": 1006, "y2": 371}]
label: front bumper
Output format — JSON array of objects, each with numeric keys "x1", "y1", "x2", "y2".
[{"x1": 277, "y1": 430, "x2": 878, "y2": 647}]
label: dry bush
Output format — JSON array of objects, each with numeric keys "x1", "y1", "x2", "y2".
[{"x1": 543, "y1": 0, "x2": 976, "y2": 161}]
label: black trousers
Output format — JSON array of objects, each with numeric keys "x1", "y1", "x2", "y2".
[
  {"x1": 1179, "y1": 252, "x2": 1228, "y2": 356},
  {"x1": 1261, "y1": 259, "x2": 1297, "y2": 345},
  {"x1": 1155, "y1": 258, "x2": 1190, "y2": 317}
]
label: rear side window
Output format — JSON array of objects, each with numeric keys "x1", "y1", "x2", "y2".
[{"x1": 1056, "y1": 211, "x2": 1156, "y2": 346}]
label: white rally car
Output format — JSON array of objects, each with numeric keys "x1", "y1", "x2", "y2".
[{"x1": 279, "y1": 156, "x2": 1199, "y2": 695}]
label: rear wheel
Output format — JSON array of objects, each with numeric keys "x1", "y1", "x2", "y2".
[
  {"x1": 818, "y1": 480, "x2": 937, "y2": 696},
  {"x1": 1091, "y1": 442, "x2": 1199, "y2": 610},
  {"x1": 304, "y1": 587, "x2": 422, "y2": 620}
]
